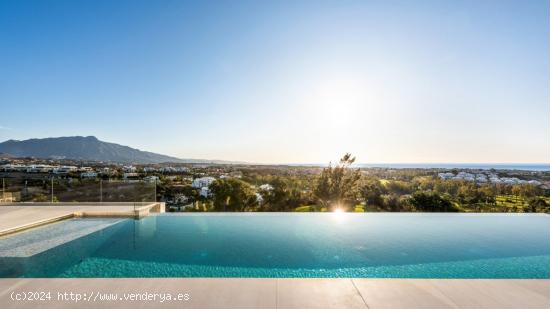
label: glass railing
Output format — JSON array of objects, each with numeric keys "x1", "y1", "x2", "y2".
[{"x1": 0, "y1": 177, "x2": 156, "y2": 204}]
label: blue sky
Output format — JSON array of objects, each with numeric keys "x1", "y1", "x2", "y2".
[{"x1": 1, "y1": 0, "x2": 549, "y2": 164}]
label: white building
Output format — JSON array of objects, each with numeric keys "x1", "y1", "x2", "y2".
[
  {"x1": 123, "y1": 166, "x2": 137, "y2": 173},
  {"x1": 200, "y1": 187, "x2": 210, "y2": 198},
  {"x1": 144, "y1": 176, "x2": 159, "y2": 183},
  {"x1": 436, "y1": 171, "x2": 543, "y2": 186},
  {"x1": 1, "y1": 164, "x2": 26, "y2": 172},
  {"x1": 455, "y1": 172, "x2": 475, "y2": 182},
  {"x1": 80, "y1": 172, "x2": 98, "y2": 178},
  {"x1": 259, "y1": 184, "x2": 274, "y2": 191},
  {"x1": 160, "y1": 166, "x2": 189, "y2": 173},
  {"x1": 26, "y1": 165, "x2": 54, "y2": 173},
  {"x1": 53, "y1": 166, "x2": 77, "y2": 174},
  {"x1": 123, "y1": 172, "x2": 140, "y2": 181},
  {"x1": 475, "y1": 174, "x2": 488, "y2": 183},
  {"x1": 192, "y1": 177, "x2": 216, "y2": 189},
  {"x1": 174, "y1": 194, "x2": 189, "y2": 204},
  {"x1": 438, "y1": 172, "x2": 455, "y2": 180},
  {"x1": 256, "y1": 193, "x2": 264, "y2": 203}
]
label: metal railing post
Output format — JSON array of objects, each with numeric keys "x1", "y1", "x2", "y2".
[{"x1": 51, "y1": 177, "x2": 54, "y2": 203}]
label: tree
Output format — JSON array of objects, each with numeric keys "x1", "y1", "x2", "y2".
[
  {"x1": 479, "y1": 185, "x2": 497, "y2": 205},
  {"x1": 209, "y1": 178, "x2": 257, "y2": 212},
  {"x1": 32, "y1": 193, "x2": 49, "y2": 202},
  {"x1": 409, "y1": 191, "x2": 457, "y2": 212},
  {"x1": 527, "y1": 197, "x2": 548, "y2": 213},
  {"x1": 386, "y1": 180, "x2": 414, "y2": 195},
  {"x1": 362, "y1": 178, "x2": 384, "y2": 207},
  {"x1": 313, "y1": 153, "x2": 361, "y2": 211},
  {"x1": 512, "y1": 184, "x2": 541, "y2": 200},
  {"x1": 383, "y1": 194, "x2": 402, "y2": 212},
  {"x1": 258, "y1": 178, "x2": 291, "y2": 211}
]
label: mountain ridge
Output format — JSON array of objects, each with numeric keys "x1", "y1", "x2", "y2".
[{"x1": 0, "y1": 136, "x2": 241, "y2": 164}]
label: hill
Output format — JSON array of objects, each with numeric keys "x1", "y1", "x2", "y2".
[{"x1": 0, "y1": 136, "x2": 236, "y2": 164}]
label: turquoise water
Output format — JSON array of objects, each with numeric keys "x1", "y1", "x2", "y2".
[{"x1": 1, "y1": 213, "x2": 549, "y2": 278}]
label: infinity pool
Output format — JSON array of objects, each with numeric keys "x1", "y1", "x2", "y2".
[{"x1": 1, "y1": 213, "x2": 549, "y2": 278}]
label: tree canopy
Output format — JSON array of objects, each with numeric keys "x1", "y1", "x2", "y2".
[
  {"x1": 313, "y1": 153, "x2": 361, "y2": 211},
  {"x1": 209, "y1": 178, "x2": 257, "y2": 211}
]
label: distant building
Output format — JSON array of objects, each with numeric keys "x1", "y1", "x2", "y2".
[
  {"x1": 259, "y1": 184, "x2": 274, "y2": 191},
  {"x1": 123, "y1": 166, "x2": 137, "y2": 173},
  {"x1": 200, "y1": 187, "x2": 210, "y2": 198},
  {"x1": 475, "y1": 174, "x2": 488, "y2": 183},
  {"x1": 0, "y1": 192, "x2": 17, "y2": 203},
  {"x1": 438, "y1": 172, "x2": 455, "y2": 180},
  {"x1": 436, "y1": 171, "x2": 538, "y2": 186},
  {"x1": 192, "y1": 177, "x2": 216, "y2": 189},
  {"x1": 53, "y1": 166, "x2": 77, "y2": 174},
  {"x1": 143, "y1": 167, "x2": 159, "y2": 173},
  {"x1": 99, "y1": 167, "x2": 113, "y2": 175},
  {"x1": 174, "y1": 194, "x2": 189, "y2": 204},
  {"x1": 26, "y1": 165, "x2": 54, "y2": 173},
  {"x1": 160, "y1": 166, "x2": 189, "y2": 173},
  {"x1": 0, "y1": 164, "x2": 25, "y2": 172},
  {"x1": 80, "y1": 172, "x2": 98, "y2": 178},
  {"x1": 123, "y1": 172, "x2": 140, "y2": 181},
  {"x1": 144, "y1": 176, "x2": 159, "y2": 183}
]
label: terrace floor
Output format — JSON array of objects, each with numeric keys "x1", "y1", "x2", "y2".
[
  {"x1": 0, "y1": 203, "x2": 161, "y2": 236},
  {"x1": 0, "y1": 278, "x2": 549, "y2": 308}
]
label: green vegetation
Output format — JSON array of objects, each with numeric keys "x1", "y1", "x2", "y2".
[
  {"x1": 294, "y1": 205, "x2": 315, "y2": 212},
  {"x1": 180, "y1": 153, "x2": 550, "y2": 213},
  {"x1": 209, "y1": 178, "x2": 257, "y2": 211},
  {"x1": 409, "y1": 192, "x2": 458, "y2": 212},
  {"x1": 9, "y1": 153, "x2": 547, "y2": 214},
  {"x1": 313, "y1": 153, "x2": 361, "y2": 211}
]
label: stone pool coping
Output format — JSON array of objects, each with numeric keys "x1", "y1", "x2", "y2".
[
  {"x1": 0, "y1": 278, "x2": 549, "y2": 308},
  {"x1": 0, "y1": 203, "x2": 164, "y2": 237}
]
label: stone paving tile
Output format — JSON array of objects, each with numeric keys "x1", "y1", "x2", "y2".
[
  {"x1": 431, "y1": 279, "x2": 550, "y2": 309},
  {"x1": 512, "y1": 279, "x2": 550, "y2": 300},
  {"x1": 277, "y1": 278, "x2": 367, "y2": 309},
  {"x1": 0, "y1": 278, "x2": 549, "y2": 309},
  {"x1": 353, "y1": 279, "x2": 459, "y2": 309},
  {"x1": 0, "y1": 278, "x2": 277, "y2": 309}
]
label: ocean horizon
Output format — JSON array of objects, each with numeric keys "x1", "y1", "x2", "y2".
[{"x1": 285, "y1": 163, "x2": 550, "y2": 171}]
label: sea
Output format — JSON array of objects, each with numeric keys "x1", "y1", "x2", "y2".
[
  {"x1": 288, "y1": 163, "x2": 550, "y2": 171},
  {"x1": 355, "y1": 163, "x2": 550, "y2": 171}
]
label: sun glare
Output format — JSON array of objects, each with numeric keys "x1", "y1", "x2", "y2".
[{"x1": 331, "y1": 207, "x2": 346, "y2": 222}]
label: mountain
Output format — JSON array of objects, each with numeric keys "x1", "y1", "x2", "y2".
[{"x1": 0, "y1": 136, "x2": 238, "y2": 164}]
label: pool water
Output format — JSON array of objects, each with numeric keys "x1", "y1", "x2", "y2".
[{"x1": 1, "y1": 213, "x2": 549, "y2": 278}]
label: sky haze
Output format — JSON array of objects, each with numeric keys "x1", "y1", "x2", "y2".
[{"x1": 1, "y1": 0, "x2": 549, "y2": 164}]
